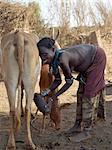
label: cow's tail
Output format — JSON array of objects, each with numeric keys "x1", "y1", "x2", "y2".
[
  {"x1": 14, "y1": 30, "x2": 24, "y2": 133},
  {"x1": 14, "y1": 30, "x2": 24, "y2": 85}
]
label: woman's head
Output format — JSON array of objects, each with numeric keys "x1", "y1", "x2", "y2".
[
  {"x1": 37, "y1": 37, "x2": 55, "y2": 64},
  {"x1": 37, "y1": 37, "x2": 61, "y2": 64}
]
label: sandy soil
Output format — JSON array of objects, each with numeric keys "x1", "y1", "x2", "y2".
[{"x1": 0, "y1": 79, "x2": 112, "y2": 150}]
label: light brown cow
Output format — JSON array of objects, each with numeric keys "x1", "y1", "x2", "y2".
[{"x1": 1, "y1": 30, "x2": 41, "y2": 150}]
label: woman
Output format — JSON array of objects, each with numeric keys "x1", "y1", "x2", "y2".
[{"x1": 36, "y1": 37, "x2": 106, "y2": 140}]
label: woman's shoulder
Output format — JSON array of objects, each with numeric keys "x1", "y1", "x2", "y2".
[{"x1": 59, "y1": 51, "x2": 70, "y2": 65}]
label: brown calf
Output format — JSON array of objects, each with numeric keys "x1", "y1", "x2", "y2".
[{"x1": 39, "y1": 64, "x2": 61, "y2": 130}]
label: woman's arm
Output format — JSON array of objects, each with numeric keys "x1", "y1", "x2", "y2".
[
  {"x1": 53, "y1": 62, "x2": 73, "y2": 97},
  {"x1": 49, "y1": 68, "x2": 62, "y2": 91},
  {"x1": 41, "y1": 67, "x2": 62, "y2": 96}
]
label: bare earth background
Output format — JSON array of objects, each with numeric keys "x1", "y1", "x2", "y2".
[{"x1": 0, "y1": 75, "x2": 112, "y2": 150}]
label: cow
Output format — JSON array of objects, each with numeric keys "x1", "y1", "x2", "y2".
[{"x1": 1, "y1": 30, "x2": 41, "y2": 150}]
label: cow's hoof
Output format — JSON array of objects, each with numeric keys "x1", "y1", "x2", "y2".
[
  {"x1": 6, "y1": 145, "x2": 16, "y2": 150},
  {"x1": 55, "y1": 123, "x2": 60, "y2": 130},
  {"x1": 26, "y1": 143, "x2": 37, "y2": 150}
]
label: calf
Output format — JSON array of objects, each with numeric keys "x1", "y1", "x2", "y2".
[{"x1": 39, "y1": 64, "x2": 60, "y2": 130}]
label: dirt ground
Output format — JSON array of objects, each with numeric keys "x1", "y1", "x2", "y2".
[{"x1": 0, "y1": 78, "x2": 112, "y2": 150}]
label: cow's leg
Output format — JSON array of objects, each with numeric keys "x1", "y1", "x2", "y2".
[
  {"x1": 23, "y1": 56, "x2": 41, "y2": 149},
  {"x1": 5, "y1": 83, "x2": 17, "y2": 150},
  {"x1": 23, "y1": 73, "x2": 37, "y2": 149},
  {"x1": 6, "y1": 111, "x2": 16, "y2": 150},
  {"x1": 24, "y1": 88, "x2": 36, "y2": 150}
]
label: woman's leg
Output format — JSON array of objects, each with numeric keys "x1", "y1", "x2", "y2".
[{"x1": 65, "y1": 82, "x2": 84, "y2": 134}]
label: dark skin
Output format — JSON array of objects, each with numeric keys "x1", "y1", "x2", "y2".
[{"x1": 38, "y1": 43, "x2": 96, "y2": 99}]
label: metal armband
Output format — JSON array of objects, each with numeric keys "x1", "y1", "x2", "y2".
[
  {"x1": 55, "y1": 78, "x2": 62, "y2": 81},
  {"x1": 65, "y1": 77, "x2": 74, "y2": 84}
]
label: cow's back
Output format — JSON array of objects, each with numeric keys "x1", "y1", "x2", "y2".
[{"x1": 1, "y1": 31, "x2": 40, "y2": 82}]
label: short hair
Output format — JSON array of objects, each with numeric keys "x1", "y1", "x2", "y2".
[{"x1": 37, "y1": 37, "x2": 55, "y2": 49}]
